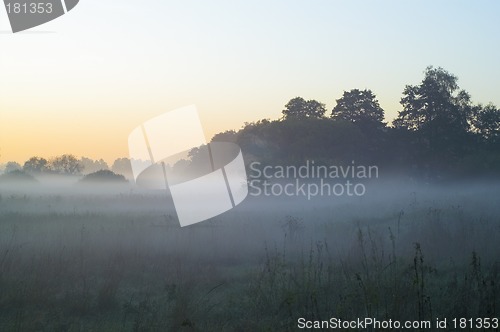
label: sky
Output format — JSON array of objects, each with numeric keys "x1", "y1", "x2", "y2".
[{"x1": 1, "y1": 0, "x2": 499, "y2": 164}]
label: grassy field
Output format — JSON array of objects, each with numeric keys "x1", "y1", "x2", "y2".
[{"x1": 0, "y1": 181, "x2": 499, "y2": 331}]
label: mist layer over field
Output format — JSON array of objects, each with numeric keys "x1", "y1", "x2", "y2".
[{"x1": 1, "y1": 177, "x2": 499, "y2": 331}]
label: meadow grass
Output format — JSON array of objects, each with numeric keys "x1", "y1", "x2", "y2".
[{"x1": 0, "y1": 184, "x2": 499, "y2": 331}]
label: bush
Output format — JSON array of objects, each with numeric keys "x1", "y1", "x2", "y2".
[
  {"x1": 80, "y1": 170, "x2": 128, "y2": 184},
  {"x1": 0, "y1": 170, "x2": 37, "y2": 183}
]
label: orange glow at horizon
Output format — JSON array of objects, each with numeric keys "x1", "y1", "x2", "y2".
[{"x1": 2, "y1": 1, "x2": 499, "y2": 166}]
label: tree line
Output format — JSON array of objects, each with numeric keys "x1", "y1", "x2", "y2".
[
  {"x1": 212, "y1": 66, "x2": 500, "y2": 179},
  {"x1": 1, "y1": 155, "x2": 133, "y2": 179},
  {"x1": 2, "y1": 66, "x2": 499, "y2": 182}
]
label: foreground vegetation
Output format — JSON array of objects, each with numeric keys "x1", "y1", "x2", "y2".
[{"x1": 0, "y1": 182, "x2": 499, "y2": 331}]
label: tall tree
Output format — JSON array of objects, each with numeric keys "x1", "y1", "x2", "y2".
[
  {"x1": 282, "y1": 97, "x2": 326, "y2": 119},
  {"x1": 392, "y1": 67, "x2": 474, "y2": 159},
  {"x1": 393, "y1": 66, "x2": 472, "y2": 133},
  {"x1": 331, "y1": 89, "x2": 385, "y2": 128}
]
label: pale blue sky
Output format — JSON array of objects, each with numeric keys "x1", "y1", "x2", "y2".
[{"x1": 1, "y1": 0, "x2": 499, "y2": 163}]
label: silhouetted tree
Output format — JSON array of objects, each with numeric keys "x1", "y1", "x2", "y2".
[
  {"x1": 23, "y1": 157, "x2": 48, "y2": 174},
  {"x1": 393, "y1": 67, "x2": 475, "y2": 164},
  {"x1": 282, "y1": 97, "x2": 326, "y2": 119},
  {"x1": 48, "y1": 154, "x2": 83, "y2": 175},
  {"x1": 111, "y1": 158, "x2": 133, "y2": 179},
  {"x1": 330, "y1": 89, "x2": 388, "y2": 162},
  {"x1": 331, "y1": 89, "x2": 385, "y2": 128},
  {"x1": 80, "y1": 157, "x2": 109, "y2": 175},
  {"x1": 393, "y1": 66, "x2": 472, "y2": 133},
  {"x1": 211, "y1": 130, "x2": 238, "y2": 143},
  {"x1": 4, "y1": 161, "x2": 22, "y2": 173},
  {"x1": 472, "y1": 103, "x2": 500, "y2": 143}
]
